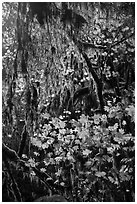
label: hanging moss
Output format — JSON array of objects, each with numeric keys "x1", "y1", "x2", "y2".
[{"x1": 29, "y1": 2, "x2": 59, "y2": 25}]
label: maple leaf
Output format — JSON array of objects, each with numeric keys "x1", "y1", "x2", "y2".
[
  {"x1": 28, "y1": 158, "x2": 36, "y2": 167},
  {"x1": 31, "y1": 138, "x2": 42, "y2": 148},
  {"x1": 59, "y1": 120, "x2": 66, "y2": 129},
  {"x1": 79, "y1": 114, "x2": 88, "y2": 124},
  {"x1": 83, "y1": 149, "x2": 91, "y2": 156},
  {"x1": 104, "y1": 105, "x2": 110, "y2": 112},
  {"x1": 119, "y1": 128, "x2": 124, "y2": 135}
]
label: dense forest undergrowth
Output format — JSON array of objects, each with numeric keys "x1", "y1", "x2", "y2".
[{"x1": 2, "y1": 2, "x2": 135, "y2": 202}]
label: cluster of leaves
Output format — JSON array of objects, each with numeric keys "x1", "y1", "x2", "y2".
[
  {"x1": 26, "y1": 99, "x2": 134, "y2": 201},
  {"x1": 3, "y1": 98, "x2": 135, "y2": 201}
]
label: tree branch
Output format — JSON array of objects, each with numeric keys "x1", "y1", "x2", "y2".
[
  {"x1": 2, "y1": 143, "x2": 62, "y2": 194},
  {"x1": 18, "y1": 125, "x2": 28, "y2": 158},
  {"x1": 2, "y1": 143, "x2": 20, "y2": 162},
  {"x1": 77, "y1": 39, "x2": 107, "y2": 50},
  {"x1": 75, "y1": 31, "x2": 135, "y2": 51},
  {"x1": 111, "y1": 31, "x2": 135, "y2": 48},
  {"x1": 71, "y1": 34, "x2": 105, "y2": 112},
  {"x1": 82, "y1": 52, "x2": 105, "y2": 112}
]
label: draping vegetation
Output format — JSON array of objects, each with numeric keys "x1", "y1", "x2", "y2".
[{"x1": 2, "y1": 2, "x2": 135, "y2": 202}]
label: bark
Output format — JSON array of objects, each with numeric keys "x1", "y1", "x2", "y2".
[{"x1": 82, "y1": 52, "x2": 105, "y2": 112}]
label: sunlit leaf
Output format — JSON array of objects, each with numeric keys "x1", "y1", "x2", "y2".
[
  {"x1": 42, "y1": 143, "x2": 49, "y2": 149},
  {"x1": 95, "y1": 171, "x2": 106, "y2": 177},
  {"x1": 83, "y1": 149, "x2": 91, "y2": 156}
]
